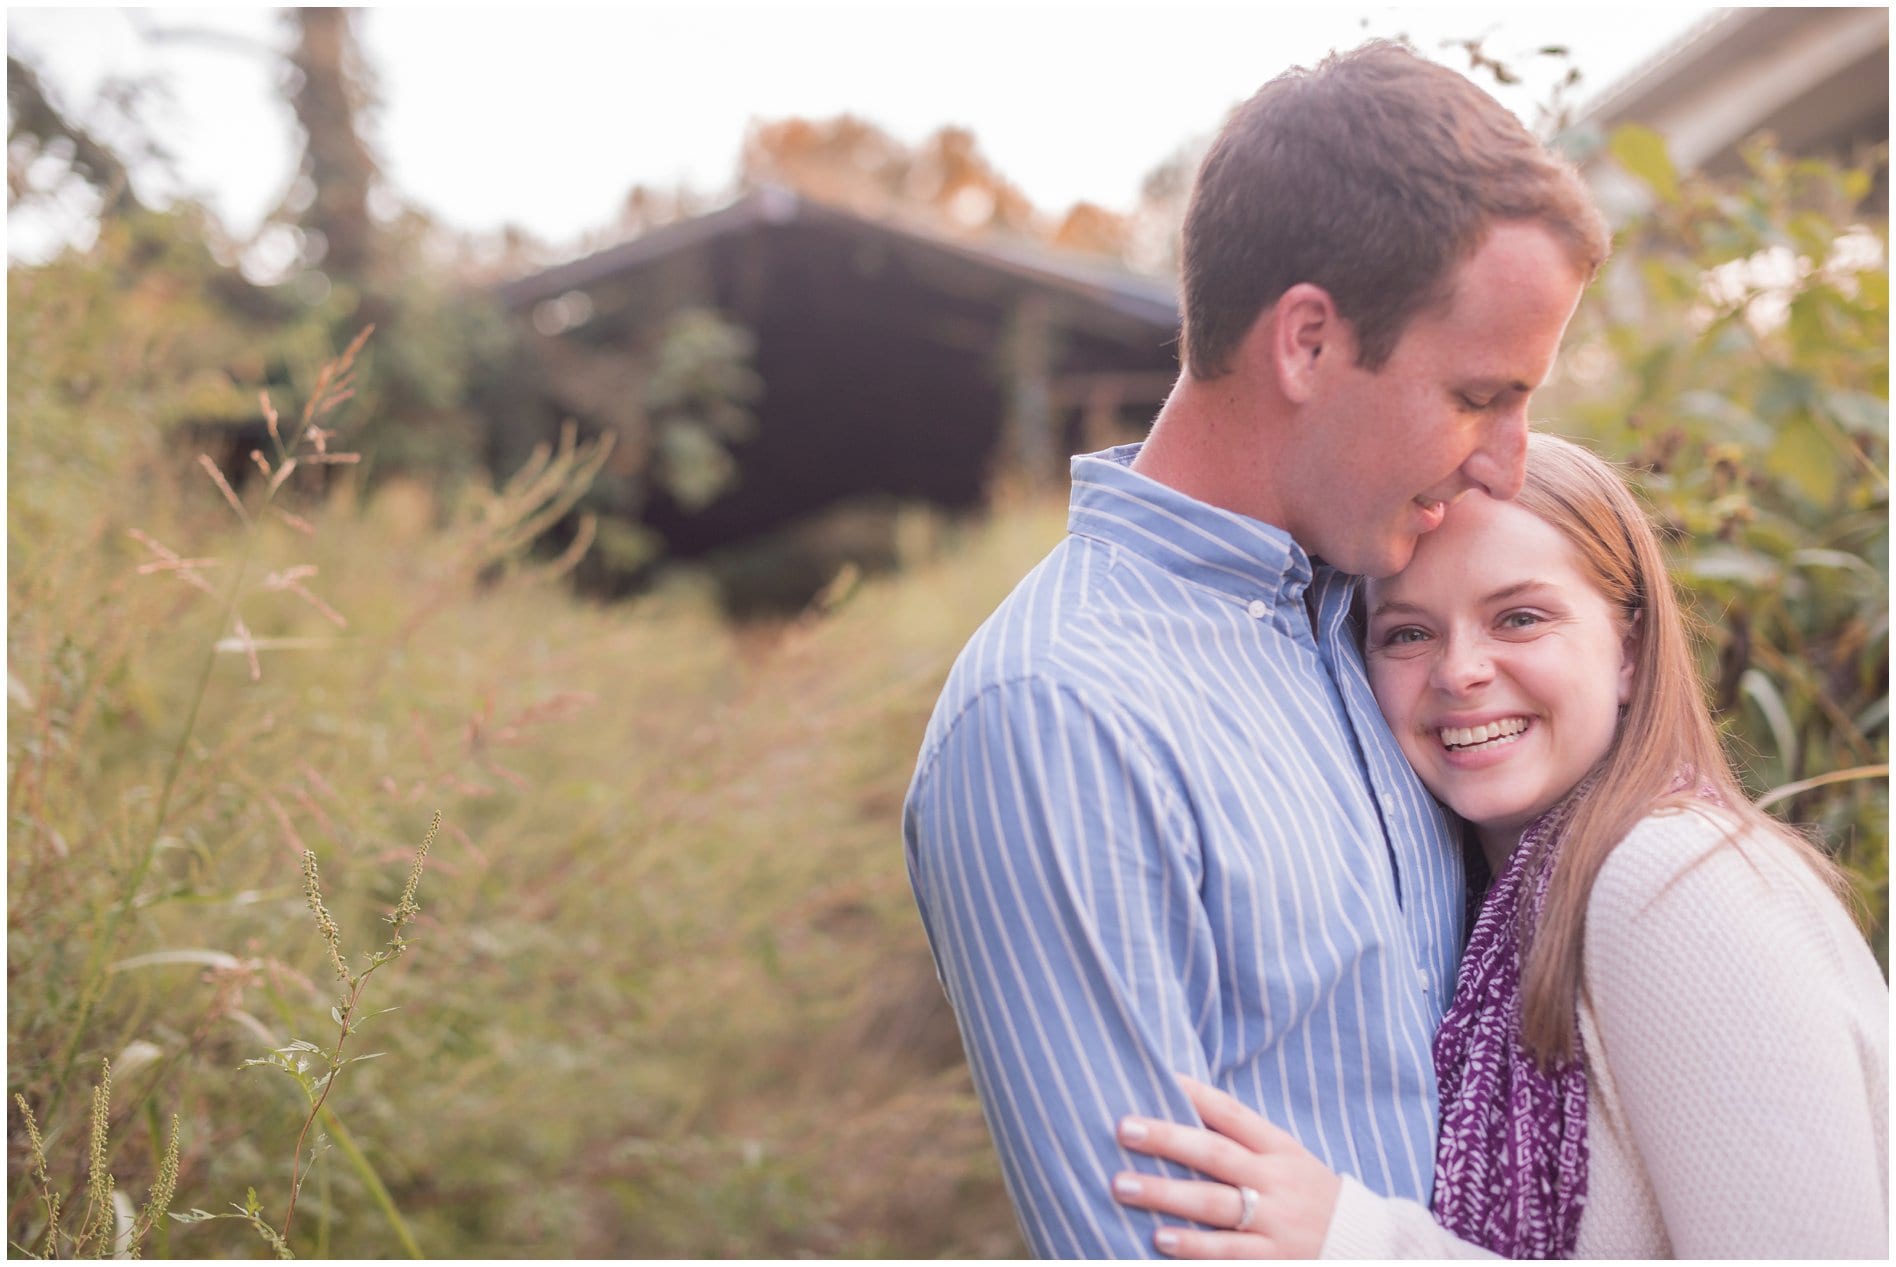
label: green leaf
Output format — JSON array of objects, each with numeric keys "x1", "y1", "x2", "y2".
[
  {"x1": 1768, "y1": 417, "x2": 1842, "y2": 505},
  {"x1": 1789, "y1": 548, "x2": 1882, "y2": 582},
  {"x1": 111, "y1": 949, "x2": 244, "y2": 973},
  {"x1": 1639, "y1": 256, "x2": 1696, "y2": 306},
  {"x1": 1680, "y1": 548, "x2": 1780, "y2": 587},
  {"x1": 1674, "y1": 390, "x2": 1772, "y2": 447},
  {"x1": 1821, "y1": 389, "x2": 1887, "y2": 439},
  {"x1": 1609, "y1": 124, "x2": 1680, "y2": 204},
  {"x1": 1854, "y1": 266, "x2": 1887, "y2": 311},
  {"x1": 1787, "y1": 210, "x2": 1835, "y2": 258},
  {"x1": 1740, "y1": 668, "x2": 1799, "y2": 781},
  {"x1": 1757, "y1": 368, "x2": 1817, "y2": 422}
]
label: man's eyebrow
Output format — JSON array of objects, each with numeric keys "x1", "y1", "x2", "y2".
[{"x1": 1462, "y1": 376, "x2": 1536, "y2": 394}]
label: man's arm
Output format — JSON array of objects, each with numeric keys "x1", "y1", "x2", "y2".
[{"x1": 906, "y1": 674, "x2": 1216, "y2": 1258}]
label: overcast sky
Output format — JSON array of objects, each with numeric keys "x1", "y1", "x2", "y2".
[{"x1": 7, "y1": 3, "x2": 1721, "y2": 263}]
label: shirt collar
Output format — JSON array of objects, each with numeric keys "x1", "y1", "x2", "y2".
[{"x1": 1067, "y1": 444, "x2": 1315, "y2": 611}]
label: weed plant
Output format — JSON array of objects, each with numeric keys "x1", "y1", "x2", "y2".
[
  {"x1": 10, "y1": 234, "x2": 1050, "y2": 1251},
  {"x1": 11, "y1": 133, "x2": 1879, "y2": 1258}
]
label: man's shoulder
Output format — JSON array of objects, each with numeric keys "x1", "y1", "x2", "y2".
[{"x1": 928, "y1": 535, "x2": 1125, "y2": 721}]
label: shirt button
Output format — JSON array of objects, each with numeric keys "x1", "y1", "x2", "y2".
[
  {"x1": 1246, "y1": 599, "x2": 1268, "y2": 619},
  {"x1": 1416, "y1": 968, "x2": 1431, "y2": 990},
  {"x1": 1380, "y1": 793, "x2": 1397, "y2": 814}
]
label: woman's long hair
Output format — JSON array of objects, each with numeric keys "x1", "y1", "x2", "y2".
[{"x1": 1512, "y1": 431, "x2": 1851, "y2": 1062}]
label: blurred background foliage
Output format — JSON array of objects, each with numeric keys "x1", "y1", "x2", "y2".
[
  {"x1": 1543, "y1": 129, "x2": 1888, "y2": 953},
  {"x1": 7, "y1": 13, "x2": 1887, "y2": 1259}
]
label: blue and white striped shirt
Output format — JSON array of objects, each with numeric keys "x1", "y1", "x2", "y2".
[{"x1": 904, "y1": 445, "x2": 1466, "y2": 1258}]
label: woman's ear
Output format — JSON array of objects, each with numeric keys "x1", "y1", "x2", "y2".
[
  {"x1": 1270, "y1": 283, "x2": 1346, "y2": 405},
  {"x1": 1616, "y1": 610, "x2": 1641, "y2": 707}
]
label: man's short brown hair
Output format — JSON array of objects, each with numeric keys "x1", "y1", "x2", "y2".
[{"x1": 1180, "y1": 41, "x2": 1609, "y2": 379}]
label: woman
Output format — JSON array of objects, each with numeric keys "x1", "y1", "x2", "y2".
[{"x1": 1107, "y1": 432, "x2": 1888, "y2": 1257}]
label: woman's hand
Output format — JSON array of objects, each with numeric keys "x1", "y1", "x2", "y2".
[{"x1": 1111, "y1": 1075, "x2": 1342, "y2": 1259}]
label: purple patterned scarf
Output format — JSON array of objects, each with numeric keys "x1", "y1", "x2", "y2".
[{"x1": 1429, "y1": 804, "x2": 1588, "y2": 1258}]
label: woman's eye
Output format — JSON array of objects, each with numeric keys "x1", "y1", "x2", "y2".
[
  {"x1": 1383, "y1": 626, "x2": 1428, "y2": 646},
  {"x1": 1457, "y1": 393, "x2": 1494, "y2": 411},
  {"x1": 1499, "y1": 610, "x2": 1545, "y2": 630}
]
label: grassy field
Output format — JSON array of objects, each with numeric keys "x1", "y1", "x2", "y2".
[{"x1": 9, "y1": 372, "x2": 1068, "y2": 1255}]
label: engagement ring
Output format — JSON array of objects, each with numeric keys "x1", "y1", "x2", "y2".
[{"x1": 1233, "y1": 1184, "x2": 1260, "y2": 1232}]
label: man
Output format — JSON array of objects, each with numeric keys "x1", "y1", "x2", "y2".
[{"x1": 903, "y1": 41, "x2": 1610, "y2": 1257}]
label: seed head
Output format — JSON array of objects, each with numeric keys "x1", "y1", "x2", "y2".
[
  {"x1": 87, "y1": 1059, "x2": 112, "y2": 1185},
  {"x1": 301, "y1": 850, "x2": 349, "y2": 981},
  {"x1": 139, "y1": 1115, "x2": 182, "y2": 1237},
  {"x1": 387, "y1": 811, "x2": 439, "y2": 945},
  {"x1": 84, "y1": 1060, "x2": 115, "y2": 1247},
  {"x1": 14, "y1": 1093, "x2": 48, "y2": 1182}
]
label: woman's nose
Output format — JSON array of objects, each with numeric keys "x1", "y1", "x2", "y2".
[{"x1": 1431, "y1": 636, "x2": 1493, "y2": 694}]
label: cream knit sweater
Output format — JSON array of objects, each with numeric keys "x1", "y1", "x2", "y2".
[{"x1": 1322, "y1": 807, "x2": 1889, "y2": 1259}]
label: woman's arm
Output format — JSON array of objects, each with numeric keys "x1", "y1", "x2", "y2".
[
  {"x1": 1111, "y1": 1077, "x2": 1498, "y2": 1259},
  {"x1": 1583, "y1": 811, "x2": 1888, "y2": 1258}
]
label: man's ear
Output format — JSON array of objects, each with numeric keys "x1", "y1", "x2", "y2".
[{"x1": 1270, "y1": 283, "x2": 1347, "y2": 404}]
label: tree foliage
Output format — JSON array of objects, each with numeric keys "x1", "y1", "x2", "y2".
[
  {"x1": 738, "y1": 114, "x2": 1037, "y2": 237},
  {"x1": 1547, "y1": 130, "x2": 1889, "y2": 951},
  {"x1": 6, "y1": 52, "x2": 147, "y2": 218}
]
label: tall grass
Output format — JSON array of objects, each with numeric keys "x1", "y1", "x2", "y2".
[
  {"x1": 11, "y1": 205, "x2": 1882, "y2": 1252},
  {"x1": 9, "y1": 279, "x2": 1051, "y2": 1252}
]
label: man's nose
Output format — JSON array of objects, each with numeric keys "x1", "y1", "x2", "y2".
[{"x1": 1462, "y1": 408, "x2": 1528, "y2": 502}]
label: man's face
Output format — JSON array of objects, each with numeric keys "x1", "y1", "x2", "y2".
[{"x1": 1281, "y1": 222, "x2": 1588, "y2": 578}]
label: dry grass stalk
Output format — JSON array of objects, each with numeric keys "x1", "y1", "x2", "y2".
[
  {"x1": 276, "y1": 814, "x2": 437, "y2": 1245},
  {"x1": 127, "y1": 528, "x2": 220, "y2": 595},
  {"x1": 196, "y1": 454, "x2": 250, "y2": 526},
  {"x1": 262, "y1": 565, "x2": 348, "y2": 628}
]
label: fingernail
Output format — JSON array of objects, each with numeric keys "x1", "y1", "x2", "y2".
[
  {"x1": 1113, "y1": 1174, "x2": 1143, "y2": 1197},
  {"x1": 1155, "y1": 1230, "x2": 1180, "y2": 1251},
  {"x1": 1118, "y1": 1117, "x2": 1148, "y2": 1142}
]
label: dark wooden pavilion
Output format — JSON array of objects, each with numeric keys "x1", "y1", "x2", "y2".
[{"x1": 490, "y1": 186, "x2": 1180, "y2": 565}]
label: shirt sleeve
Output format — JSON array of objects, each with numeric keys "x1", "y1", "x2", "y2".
[
  {"x1": 1319, "y1": 1176, "x2": 1499, "y2": 1259},
  {"x1": 1583, "y1": 811, "x2": 1889, "y2": 1258},
  {"x1": 904, "y1": 674, "x2": 1217, "y2": 1258}
]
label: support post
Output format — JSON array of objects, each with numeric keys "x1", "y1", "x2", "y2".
[{"x1": 1000, "y1": 293, "x2": 1059, "y2": 488}]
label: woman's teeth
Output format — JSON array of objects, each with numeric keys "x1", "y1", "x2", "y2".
[{"x1": 1439, "y1": 717, "x2": 1529, "y2": 750}]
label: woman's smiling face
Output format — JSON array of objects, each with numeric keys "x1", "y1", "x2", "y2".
[{"x1": 1363, "y1": 493, "x2": 1636, "y2": 862}]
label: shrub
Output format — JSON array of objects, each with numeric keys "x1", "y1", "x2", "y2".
[{"x1": 1546, "y1": 130, "x2": 1888, "y2": 953}]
